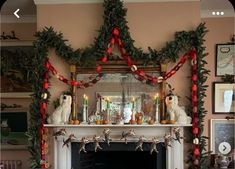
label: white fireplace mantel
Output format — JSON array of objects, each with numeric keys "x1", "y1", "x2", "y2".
[{"x1": 45, "y1": 124, "x2": 191, "y2": 169}]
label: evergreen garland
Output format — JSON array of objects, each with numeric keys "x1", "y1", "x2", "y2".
[{"x1": 26, "y1": 0, "x2": 210, "y2": 168}]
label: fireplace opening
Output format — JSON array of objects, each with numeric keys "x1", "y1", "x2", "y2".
[{"x1": 71, "y1": 142, "x2": 166, "y2": 169}]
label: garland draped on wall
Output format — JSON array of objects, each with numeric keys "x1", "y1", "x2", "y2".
[{"x1": 27, "y1": 0, "x2": 210, "y2": 168}]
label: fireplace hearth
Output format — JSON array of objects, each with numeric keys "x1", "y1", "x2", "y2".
[{"x1": 71, "y1": 142, "x2": 166, "y2": 169}]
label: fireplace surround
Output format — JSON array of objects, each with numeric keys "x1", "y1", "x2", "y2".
[{"x1": 45, "y1": 124, "x2": 191, "y2": 169}]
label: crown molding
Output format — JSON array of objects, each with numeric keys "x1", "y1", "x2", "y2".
[
  {"x1": 34, "y1": 0, "x2": 198, "y2": 5},
  {"x1": 1, "y1": 15, "x2": 37, "y2": 23}
]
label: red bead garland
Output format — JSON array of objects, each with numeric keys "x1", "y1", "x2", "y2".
[
  {"x1": 190, "y1": 49, "x2": 200, "y2": 169},
  {"x1": 40, "y1": 61, "x2": 49, "y2": 169}
]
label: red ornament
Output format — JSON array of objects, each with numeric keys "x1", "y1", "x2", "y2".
[
  {"x1": 194, "y1": 148, "x2": 200, "y2": 156},
  {"x1": 62, "y1": 79, "x2": 68, "y2": 84},
  {"x1": 45, "y1": 61, "x2": 50, "y2": 69},
  {"x1": 193, "y1": 127, "x2": 199, "y2": 135},
  {"x1": 43, "y1": 82, "x2": 49, "y2": 89},
  {"x1": 192, "y1": 84, "x2": 197, "y2": 92},
  {"x1": 41, "y1": 164, "x2": 45, "y2": 168},
  {"x1": 193, "y1": 106, "x2": 197, "y2": 113},
  {"x1": 194, "y1": 159, "x2": 199, "y2": 165},
  {"x1": 112, "y1": 28, "x2": 119, "y2": 36},
  {"x1": 51, "y1": 70, "x2": 57, "y2": 75},
  {"x1": 192, "y1": 75, "x2": 197, "y2": 81},
  {"x1": 42, "y1": 102, "x2": 47, "y2": 109},
  {"x1": 117, "y1": 38, "x2": 122, "y2": 47},
  {"x1": 171, "y1": 70, "x2": 176, "y2": 75},
  {"x1": 44, "y1": 73, "x2": 49, "y2": 79},
  {"x1": 96, "y1": 65, "x2": 102, "y2": 73},
  {"x1": 59, "y1": 76, "x2": 64, "y2": 81},
  {"x1": 126, "y1": 57, "x2": 133, "y2": 67},
  {"x1": 106, "y1": 48, "x2": 112, "y2": 55},
  {"x1": 71, "y1": 81, "x2": 78, "y2": 86},
  {"x1": 181, "y1": 57, "x2": 187, "y2": 64},
  {"x1": 102, "y1": 56, "x2": 107, "y2": 63},
  {"x1": 152, "y1": 77, "x2": 158, "y2": 84},
  {"x1": 139, "y1": 70, "x2": 145, "y2": 76},
  {"x1": 110, "y1": 38, "x2": 115, "y2": 45},
  {"x1": 193, "y1": 95, "x2": 197, "y2": 103},
  {"x1": 191, "y1": 51, "x2": 197, "y2": 61},
  {"x1": 192, "y1": 117, "x2": 199, "y2": 126},
  {"x1": 40, "y1": 128, "x2": 44, "y2": 135},
  {"x1": 41, "y1": 154, "x2": 46, "y2": 160}
]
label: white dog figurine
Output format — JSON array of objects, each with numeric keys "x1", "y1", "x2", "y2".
[
  {"x1": 165, "y1": 95, "x2": 191, "y2": 124},
  {"x1": 48, "y1": 94, "x2": 72, "y2": 124}
]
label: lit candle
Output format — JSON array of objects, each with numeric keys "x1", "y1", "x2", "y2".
[
  {"x1": 83, "y1": 94, "x2": 86, "y2": 106},
  {"x1": 85, "y1": 95, "x2": 88, "y2": 106},
  {"x1": 132, "y1": 97, "x2": 135, "y2": 110},
  {"x1": 154, "y1": 93, "x2": 160, "y2": 123},
  {"x1": 154, "y1": 93, "x2": 160, "y2": 105},
  {"x1": 106, "y1": 98, "x2": 110, "y2": 109},
  {"x1": 82, "y1": 94, "x2": 88, "y2": 123}
]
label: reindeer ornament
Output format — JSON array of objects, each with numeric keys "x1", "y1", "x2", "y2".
[
  {"x1": 135, "y1": 136, "x2": 146, "y2": 151},
  {"x1": 103, "y1": 128, "x2": 112, "y2": 146},
  {"x1": 93, "y1": 135, "x2": 102, "y2": 152},
  {"x1": 79, "y1": 137, "x2": 90, "y2": 153},
  {"x1": 150, "y1": 137, "x2": 160, "y2": 154},
  {"x1": 120, "y1": 129, "x2": 136, "y2": 144}
]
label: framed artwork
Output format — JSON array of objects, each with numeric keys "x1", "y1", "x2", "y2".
[
  {"x1": 210, "y1": 119, "x2": 235, "y2": 154},
  {"x1": 1, "y1": 41, "x2": 34, "y2": 98},
  {"x1": 212, "y1": 82, "x2": 235, "y2": 114},
  {"x1": 215, "y1": 43, "x2": 235, "y2": 76}
]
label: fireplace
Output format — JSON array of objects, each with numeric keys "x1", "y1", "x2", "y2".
[
  {"x1": 71, "y1": 142, "x2": 166, "y2": 169},
  {"x1": 46, "y1": 124, "x2": 191, "y2": 169}
]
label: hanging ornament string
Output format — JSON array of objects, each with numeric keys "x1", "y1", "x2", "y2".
[
  {"x1": 46, "y1": 27, "x2": 196, "y2": 89},
  {"x1": 112, "y1": 27, "x2": 194, "y2": 85},
  {"x1": 190, "y1": 48, "x2": 200, "y2": 169},
  {"x1": 46, "y1": 60, "x2": 104, "y2": 89},
  {"x1": 40, "y1": 60, "x2": 50, "y2": 169},
  {"x1": 45, "y1": 33, "x2": 117, "y2": 89}
]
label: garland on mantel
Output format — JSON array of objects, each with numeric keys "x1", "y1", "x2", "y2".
[{"x1": 26, "y1": 0, "x2": 210, "y2": 168}]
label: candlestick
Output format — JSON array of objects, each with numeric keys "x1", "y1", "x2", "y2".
[
  {"x1": 106, "y1": 98, "x2": 111, "y2": 124},
  {"x1": 83, "y1": 94, "x2": 86, "y2": 106},
  {"x1": 82, "y1": 104, "x2": 87, "y2": 123},
  {"x1": 106, "y1": 98, "x2": 110, "y2": 109},
  {"x1": 85, "y1": 95, "x2": 88, "y2": 106},
  {"x1": 82, "y1": 94, "x2": 88, "y2": 124},
  {"x1": 154, "y1": 93, "x2": 160, "y2": 123},
  {"x1": 132, "y1": 97, "x2": 135, "y2": 111}
]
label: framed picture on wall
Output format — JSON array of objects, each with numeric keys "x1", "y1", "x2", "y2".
[
  {"x1": 215, "y1": 43, "x2": 235, "y2": 76},
  {"x1": 1, "y1": 41, "x2": 34, "y2": 98},
  {"x1": 210, "y1": 119, "x2": 235, "y2": 154},
  {"x1": 212, "y1": 82, "x2": 235, "y2": 114}
]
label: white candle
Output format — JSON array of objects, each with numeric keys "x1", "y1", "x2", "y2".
[
  {"x1": 132, "y1": 97, "x2": 135, "y2": 110},
  {"x1": 154, "y1": 93, "x2": 160, "y2": 123}
]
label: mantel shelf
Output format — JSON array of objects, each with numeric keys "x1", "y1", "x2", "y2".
[{"x1": 44, "y1": 124, "x2": 192, "y2": 128}]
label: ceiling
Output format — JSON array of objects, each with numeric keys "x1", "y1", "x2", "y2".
[{"x1": 0, "y1": 0, "x2": 234, "y2": 19}]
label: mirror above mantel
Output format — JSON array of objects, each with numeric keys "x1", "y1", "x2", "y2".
[{"x1": 76, "y1": 72, "x2": 161, "y2": 124}]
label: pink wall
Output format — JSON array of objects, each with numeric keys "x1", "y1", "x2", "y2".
[{"x1": 201, "y1": 17, "x2": 234, "y2": 147}]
